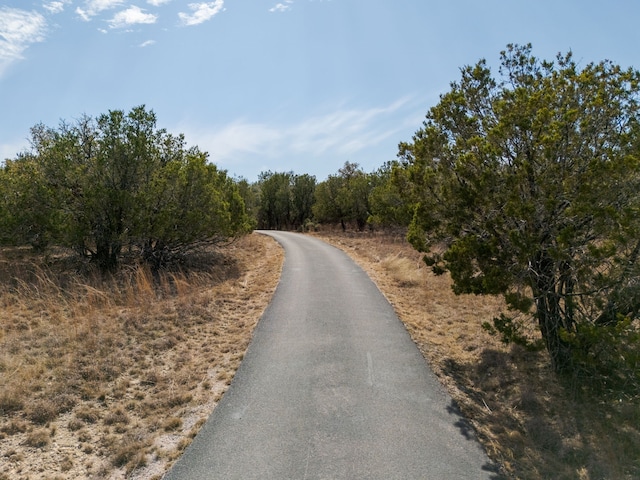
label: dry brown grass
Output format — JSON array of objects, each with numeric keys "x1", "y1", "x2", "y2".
[
  {"x1": 0, "y1": 233, "x2": 283, "y2": 479},
  {"x1": 314, "y1": 230, "x2": 640, "y2": 480},
  {"x1": 3, "y1": 229, "x2": 638, "y2": 479}
]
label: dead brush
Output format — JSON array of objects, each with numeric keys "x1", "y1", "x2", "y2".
[
  {"x1": 130, "y1": 264, "x2": 157, "y2": 305},
  {"x1": 167, "y1": 270, "x2": 197, "y2": 297},
  {"x1": 0, "y1": 389, "x2": 23, "y2": 416},
  {"x1": 73, "y1": 284, "x2": 112, "y2": 316},
  {"x1": 109, "y1": 431, "x2": 150, "y2": 470},
  {"x1": 23, "y1": 428, "x2": 51, "y2": 449}
]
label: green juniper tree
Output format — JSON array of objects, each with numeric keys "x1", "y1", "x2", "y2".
[
  {"x1": 398, "y1": 44, "x2": 640, "y2": 373},
  {"x1": 313, "y1": 162, "x2": 372, "y2": 231},
  {"x1": 0, "y1": 106, "x2": 251, "y2": 271}
]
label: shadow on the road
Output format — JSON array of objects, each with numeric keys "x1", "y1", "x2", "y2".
[
  {"x1": 446, "y1": 401, "x2": 476, "y2": 441},
  {"x1": 445, "y1": 400, "x2": 506, "y2": 479}
]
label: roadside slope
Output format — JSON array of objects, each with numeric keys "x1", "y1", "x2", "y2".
[{"x1": 0, "y1": 233, "x2": 283, "y2": 480}]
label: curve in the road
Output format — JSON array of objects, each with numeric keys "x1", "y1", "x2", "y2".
[{"x1": 164, "y1": 231, "x2": 501, "y2": 479}]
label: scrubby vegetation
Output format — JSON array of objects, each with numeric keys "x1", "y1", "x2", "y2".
[
  {"x1": 2, "y1": 44, "x2": 639, "y2": 478},
  {"x1": 0, "y1": 105, "x2": 252, "y2": 272}
]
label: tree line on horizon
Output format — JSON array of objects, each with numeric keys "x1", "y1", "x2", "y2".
[
  {"x1": 249, "y1": 160, "x2": 411, "y2": 233},
  {"x1": 1, "y1": 44, "x2": 640, "y2": 386}
]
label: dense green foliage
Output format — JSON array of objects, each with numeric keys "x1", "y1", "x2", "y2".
[
  {"x1": 396, "y1": 44, "x2": 640, "y2": 375},
  {"x1": 0, "y1": 106, "x2": 252, "y2": 271},
  {"x1": 312, "y1": 162, "x2": 372, "y2": 231},
  {"x1": 368, "y1": 161, "x2": 413, "y2": 229},
  {"x1": 252, "y1": 162, "x2": 411, "y2": 233},
  {"x1": 256, "y1": 171, "x2": 316, "y2": 230}
]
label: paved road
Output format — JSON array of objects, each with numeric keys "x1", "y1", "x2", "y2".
[{"x1": 164, "y1": 231, "x2": 500, "y2": 479}]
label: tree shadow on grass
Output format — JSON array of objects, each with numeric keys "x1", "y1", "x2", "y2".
[{"x1": 439, "y1": 347, "x2": 640, "y2": 479}]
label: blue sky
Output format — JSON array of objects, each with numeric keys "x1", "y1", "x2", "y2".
[{"x1": 1, "y1": 1, "x2": 640, "y2": 182}]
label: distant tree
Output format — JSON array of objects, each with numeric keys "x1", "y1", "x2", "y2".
[
  {"x1": 313, "y1": 162, "x2": 372, "y2": 231},
  {"x1": 256, "y1": 171, "x2": 316, "y2": 230},
  {"x1": 313, "y1": 174, "x2": 345, "y2": 229},
  {"x1": 367, "y1": 161, "x2": 412, "y2": 230},
  {"x1": 291, "y1": 173, "x2": 316, "y2": 230},
  {"x1": 398, "y1": 44, "x2": 640, "y2": 374},
  {"x1": 336, "y1": 162, "x2": 371, "y2": 231},
  {"x1": 235, "y1": 177, "x2": 260, "y2": 229},
  {"x1": 257, "y1": 171, "x2": 293, "y2": 230}
]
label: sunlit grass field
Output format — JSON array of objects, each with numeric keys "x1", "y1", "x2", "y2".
[{"x1": 0, "y1": 234, "x2": 283, "y2": 479}]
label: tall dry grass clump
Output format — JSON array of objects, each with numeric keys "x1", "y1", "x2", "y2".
[
  {"x1": 0, "y1": 233, "x2": 283, "y2": 479},
  {"x1": 380, "y1": 254, "x2": 424, "y2": 287}
]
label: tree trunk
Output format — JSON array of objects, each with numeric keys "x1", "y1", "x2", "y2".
[
  {"x1": 535, "y1": 291, "x2": 574, "y2": 372},
  {"x1": 532, "y1": 250, "x2": 574, "y2": 373},
  {"x1": 94, "y1": 239, "x2": 119, "y2": 272}
]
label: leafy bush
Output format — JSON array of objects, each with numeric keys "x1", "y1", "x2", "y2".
[{"x1": 0, "y1": 106, "x2": 252, "y2": 271}]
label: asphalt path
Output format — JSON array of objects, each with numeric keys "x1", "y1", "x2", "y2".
[{"x1": 164, "y1": 231, "x2": 500, "y2": 479}]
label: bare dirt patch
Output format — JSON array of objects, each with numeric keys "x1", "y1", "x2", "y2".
[
  {"x1": 314, "y1": 230, "x2": 640, "y2": 480},
  {"x1": 0, "y1": 233, "x2": 283, "y2": 480}
]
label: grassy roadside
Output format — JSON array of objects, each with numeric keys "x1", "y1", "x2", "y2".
[
  {"x1": 314, "y1": 230, "x2": 640, "y2": 480},
  {"x1": 0, "y1": 233, "x2": 283, "y2": 480},
  {"x1": 2, "y1": 229, "x2": 638, "y2": 479}
]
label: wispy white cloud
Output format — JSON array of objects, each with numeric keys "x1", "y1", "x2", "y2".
[
  {"x1": 147, "y1": 0, "x2": 172, "y2": 6},
  {"x1": 109, "y1": 6, "x2": 157, "y2": 29},
  {"x1": 269, "y1": 1, "x2": 294, "y2": 13},
  {"x1": 43, "y1": 1, "x2": 72, "y2": 15},
  {"x1": 0, "y1": 7, "x2": 48, "y2": 77},
  {"x1": 76, "y1": 0, "x2": 124, "y2": 22},
  {"x1": 193, "y1": 121, "x2": 283, "y2": 159},
  {"x1": 286, "y1": 98, "x2": 412, "y2": 156},
  {"x1": 139, "y1": 39, "x2": 156, "y2": 48},
  {"x1": 180, "y1": 98, "x2": 418, "y2": 175},
  {"x1": 178, "y1": 1, "x2": 224, "y2": 26}
]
